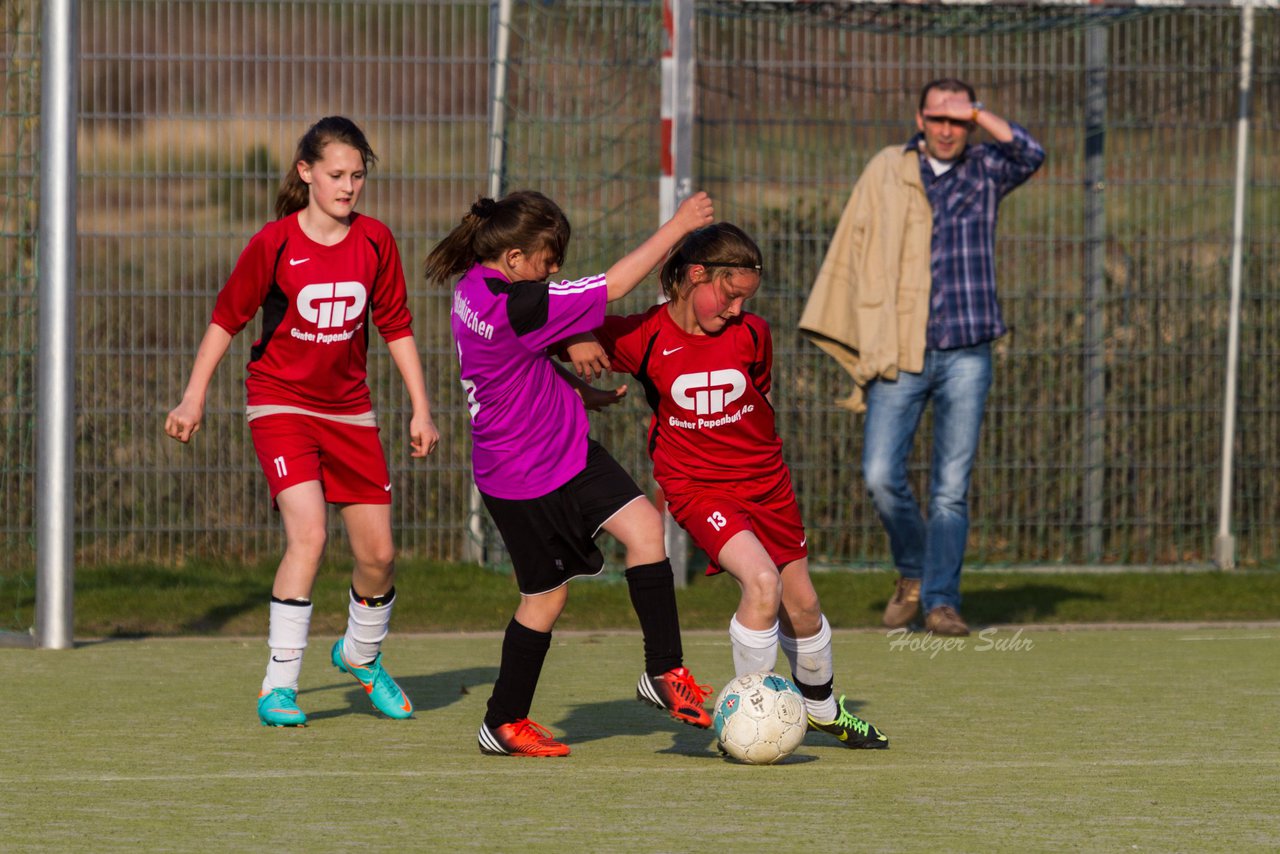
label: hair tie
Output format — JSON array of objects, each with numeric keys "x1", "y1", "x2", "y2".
[{"x1": 470, "y1": 197, "x2": 497, "y2": 219}]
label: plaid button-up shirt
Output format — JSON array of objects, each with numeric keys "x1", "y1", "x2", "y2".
[{"x1": 912, "y1": 123, "x2": 1045, "y2": 350}]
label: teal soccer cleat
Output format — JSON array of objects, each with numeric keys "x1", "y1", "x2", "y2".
[
  {"x1": 330, "y1": 640, "x2": 414, "y2": 719},
  {"x1": 257, "y1": 687, "x2": 307, "y2": 727}
]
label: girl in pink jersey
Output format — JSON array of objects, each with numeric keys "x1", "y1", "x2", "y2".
[
  {"x1": 425, "y1": 189, "x2": 715, "y2": 757},
  {"x1": 578, "y1": 222, "x2": 888, "y2": 749},
  {"x1": 165, "y1": 117, "x2": 439, "y2": 727}
]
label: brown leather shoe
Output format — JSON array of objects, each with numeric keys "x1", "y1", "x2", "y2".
[
  {"x1": 924, "y1": 605, "x2": 970, "y2": 637},
  {"x1": 882, "y1": 577, "x2": 922, "y2": 628}
]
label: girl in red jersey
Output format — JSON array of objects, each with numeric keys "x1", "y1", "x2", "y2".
[
  {"x1": 165, "y1": 117, "x2": 439, "y2": 727},
  {"x1": 576, "y1": 222, "x2": 889, "y2": 749}
]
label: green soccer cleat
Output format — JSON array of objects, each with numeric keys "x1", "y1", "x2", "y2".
[
  {"x1": 330, "y1": 640, "x2": 414, "y2": 719},
  {"x1": 257, "y1": 687, "x2": 307, "y2": 727},
  {"x1": 807, "y1": 695, "x2": 889, "y2": 749}
]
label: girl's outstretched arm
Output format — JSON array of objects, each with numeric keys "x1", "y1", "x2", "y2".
[
  {"x1": 387, "y1": 336, "x2": 440, "y2": 457},
  {"x1": 604, "y1": 191, "x2": 713, "y2": 302},
  {"x1": 165, "y1": 323, "x2": 234, "y2": 443}
]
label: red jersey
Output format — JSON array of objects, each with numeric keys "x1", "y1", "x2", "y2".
[
  {"x1": 211, "y1": 212, "x2": 413, "y2": 415},
  {"x1": 595, "y1": 304, "x2": 787, "y2": 493}
]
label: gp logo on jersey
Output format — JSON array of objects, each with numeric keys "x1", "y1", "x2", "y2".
[
  {"x1": 297, "y1": 282, "x2": 367, "y2": 329},
  {"x1": 671, "y1": 369, "x2": 746, "y2": 415}
]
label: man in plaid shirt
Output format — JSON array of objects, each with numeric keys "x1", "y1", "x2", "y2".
[{"x1": 869, "y1": 78, "x2": 1044, "y2": 636}]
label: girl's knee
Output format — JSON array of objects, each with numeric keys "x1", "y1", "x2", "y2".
[
  {"x1": 611, "y1": 501, "x2": 665, "y2": 561},
  {"x1": 740, "y1": 570, "x2": 783, "y2": 611},
  {"x1": 784, "y1": 602, "x2": 823, "y2": 636},
  {"x1": 364, "y1": 543, "x2": 397, "y2": 573},
  {"x1": 286, "y1": 526, "x2": 328, "y2": 562}
]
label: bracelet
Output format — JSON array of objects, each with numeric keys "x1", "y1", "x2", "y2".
[{"x1": 971, "y1": 102, "x2": 985, "y2": 122}]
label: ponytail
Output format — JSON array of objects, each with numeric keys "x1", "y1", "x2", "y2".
[
  {"x1": 425, "y1": 190, "x2": 570, "y2": 286},
  {"x1": 423, "y1": 199, "x2": 492, "y2": 284}
]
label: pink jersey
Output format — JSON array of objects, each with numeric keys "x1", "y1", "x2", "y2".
[
  {"x1": 451, "y1": 263, "x2": 609, "y2": 499},
  {"x1": 211, "y1": 212, "x2": 413, "y2": 415},
  {"x1": 595, "y1": 304, "x2": 787, "y2": 494}
]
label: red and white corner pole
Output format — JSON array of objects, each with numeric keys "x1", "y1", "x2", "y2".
[
  {"x1": 660, "y1": 0, "x2": 695, "y2": 583},
  {"x1": 660, "y1": 0, "x2": 694, "y2": 224}
]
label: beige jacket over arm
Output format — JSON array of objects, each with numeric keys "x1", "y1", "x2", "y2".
[{"x1": 799, "y1": 144, "x2": 933, "y2": 412}]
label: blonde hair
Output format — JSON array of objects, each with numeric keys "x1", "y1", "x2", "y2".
[
  {"x1": 659, "y1": 222, "x2": 762, "y2": 302},
  {"x1": 274, "y1": 116, "x2": 377, "y2": 220}
]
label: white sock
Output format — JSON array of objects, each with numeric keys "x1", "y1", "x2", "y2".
[
  {"x1": 262, "y1": 598, "x2": 312, "y2": 694},
  {"x1": 343, "y1": 587, "x2": 395, "y2": 664},
  {"x1": 728, "y1": 615, "x2": 779, "y2": 676},
  {"x1": 780, "y1": 614, "x2": 837, "y2": 721}
]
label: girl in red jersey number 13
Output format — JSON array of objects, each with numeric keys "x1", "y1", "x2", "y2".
[
  {"x1": 165, "y1": 116, "x2": 439, "y2": 727},
  {"x1": 577, "y1": 222, "x2": 889, "y2": 749}
]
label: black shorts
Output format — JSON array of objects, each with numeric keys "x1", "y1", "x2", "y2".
[{"x1": 481, "y1": 440, "x2": 646, "y2": 595}]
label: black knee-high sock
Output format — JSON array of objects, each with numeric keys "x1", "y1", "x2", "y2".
[
  {"x1": 484, "y1": 617, "x2": 552, "y2": 729},
  {"x1": 625, "y1": 559, "x2": 684, "y2": 676}
]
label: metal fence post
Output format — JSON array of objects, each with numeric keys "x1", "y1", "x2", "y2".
[
  {"x1": 35, "y1": 0, "x2": 78, "y2": 649},
  {"x1": 1083, "y1": 17, "x2": 1108, "y2": 564},
  {"x1": 1215, "y1": 1, "x2": 1255, "y2": 571},
  {"x1": 465, "y1": 0, "x2": 517, "y2": 566}
]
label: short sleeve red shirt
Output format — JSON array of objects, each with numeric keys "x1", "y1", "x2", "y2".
[
  {"x1": 595, "y1": 304, "x2": 786, "y2": 493},
  {"x1": 211, "y1": 212, "x2": 413, "y2": 415}
]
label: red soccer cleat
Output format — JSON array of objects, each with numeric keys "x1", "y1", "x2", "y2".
[
  {"x1": 636, "y1": 666, "x2": 713, "y2": 728},
  {"x1": 477, "y1": 718, "x2": 571, "y2": 757}
]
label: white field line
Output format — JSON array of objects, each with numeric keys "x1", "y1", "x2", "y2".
[
  {"x1": 5, "y1": 755, "x2": 1280, "y2": 786},
  {"x1": 66, "y1": 622, "x2": 1280, "y2": 646}
]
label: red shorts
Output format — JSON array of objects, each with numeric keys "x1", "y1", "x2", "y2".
[
  {"x1": 665, "y1": 473, "x2": 807, "y2": 576},
  {"x1": 249, "y1": 414, "x2": 391, "y2": 505}
]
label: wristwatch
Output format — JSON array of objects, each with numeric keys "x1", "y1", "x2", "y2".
[{"x1": 971, "y1": 102, "x2": 985, "y2": 122}]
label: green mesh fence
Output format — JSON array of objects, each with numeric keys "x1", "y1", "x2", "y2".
[
  {"x1": 501, "y1": 1, "x2": 1279, "y2": 567},
  {"x1": 2, "y1": 2, "x2": 1277, "y2": 637},
  {"x1": 0, "y1": 0, "x2": 40, "y2": 634}
]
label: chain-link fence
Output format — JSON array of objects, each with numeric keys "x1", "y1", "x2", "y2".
[
  {"x1": 681, "y1": 2, "x2": 1280, "y2": 567},
  {"x1": 0, "y1": 0, "x2": 41, "y2": 631},
  {"x1": 2, "y1": 1, "x2": 1278, "y2": 631}
]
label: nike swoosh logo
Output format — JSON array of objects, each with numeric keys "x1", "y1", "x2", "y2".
[
  {"x1": 662, "y1": 347, "x2": 683, "y2": 356},
  {"x1": 289, "y1": 257, "x2": 309, "y2": 266},
  {"x1": 383, "y1": 483, "x2": 392, "y2": 491},
  {"x1": 271, "y1": 656, "x2": 300, "y2": 663},
  {"x1": 800, "y1": 537, "x2": 807, "y2": 547}
]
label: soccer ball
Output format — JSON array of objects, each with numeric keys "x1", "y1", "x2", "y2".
[{"x1": 712, "y1": 671, "x2": 807, "y2": 764}]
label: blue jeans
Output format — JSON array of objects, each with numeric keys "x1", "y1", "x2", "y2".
[{"x1": 862, "y1": 342, "x2": 992, "y2": 615}]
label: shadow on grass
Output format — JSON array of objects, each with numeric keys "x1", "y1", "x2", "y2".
[
  {"x1": 963, "y1": 583, "x2": 1107, "y2": 624},
  {"x1": 556, "y1": 699, "x2": 825, "y2": 763},
  {"x1": 305, "y1": 665, "x2": 498, "y2": 722},
  {"x1": 555, "y1": 697, "x2": 720, "y2": 756},
  {"x1": 870, "y1": 582, "x2": 1107, "y2": 625},
  {"x1": 180, "y1": 588, "x2": 272, "y2": 633},
  {"x1": 71, "y1": 562, "x2": 274, "y2": 637}
]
